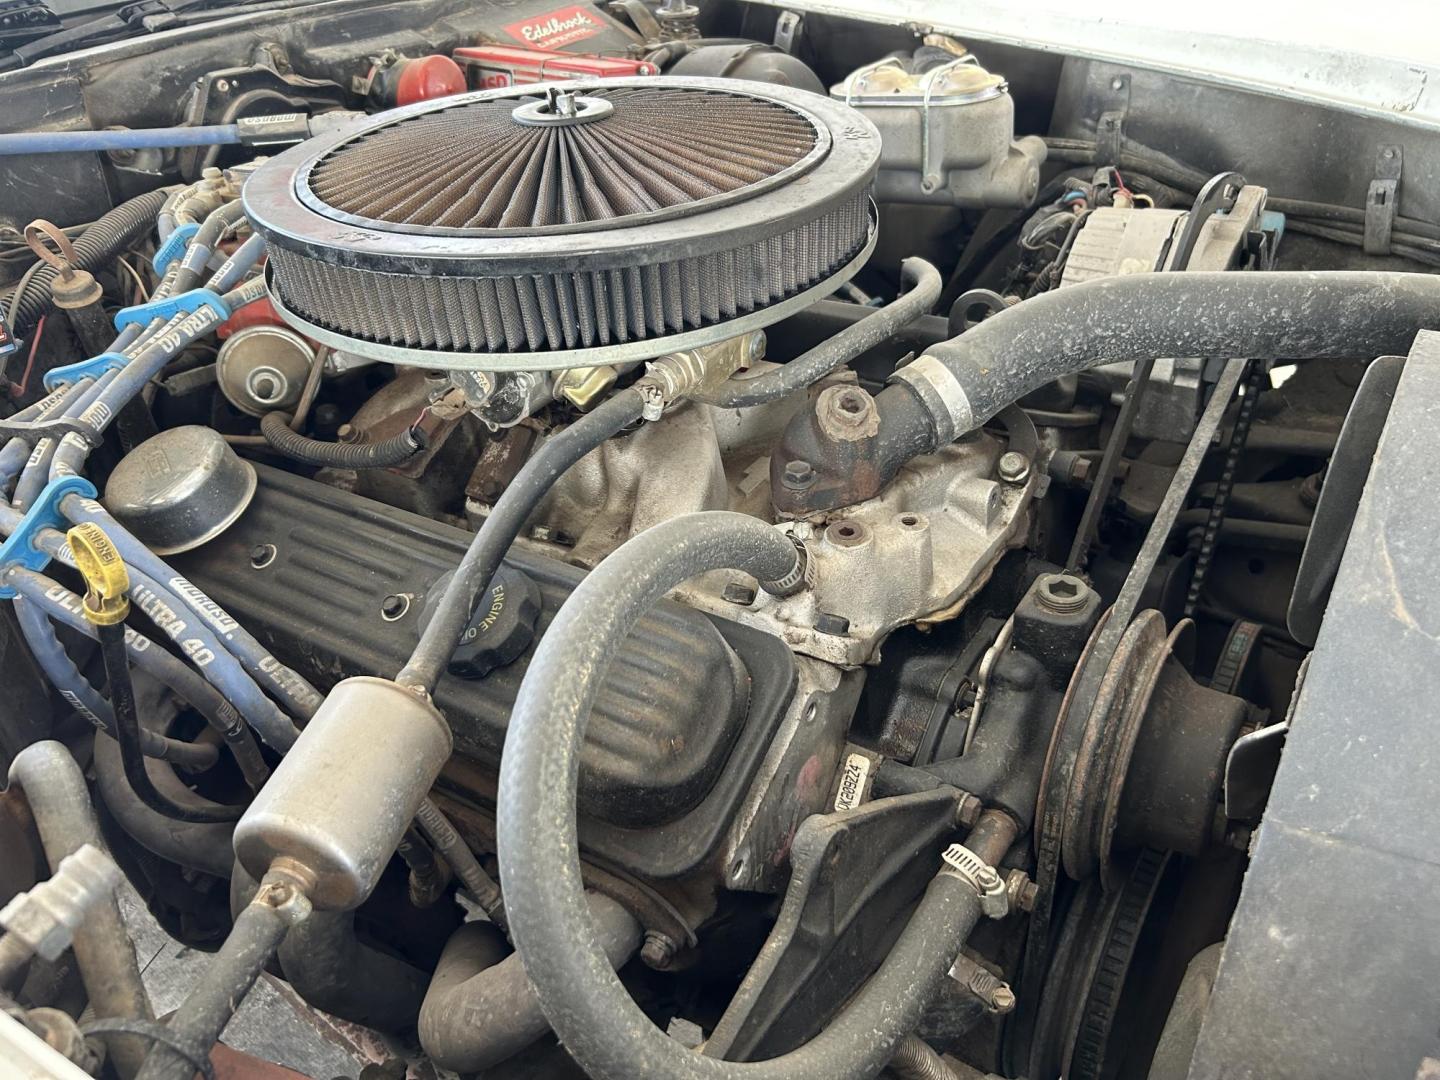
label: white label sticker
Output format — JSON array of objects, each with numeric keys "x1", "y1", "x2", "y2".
[{"x1": 834, "y1": 752, "x2": 872, "y2": 811}]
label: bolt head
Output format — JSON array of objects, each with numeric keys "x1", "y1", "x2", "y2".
[
  {"x1": 991, "y1": 984, "x2": 1017, "y2": 1013},
  {"x1": 640, "y1": 931, "x2": 677, "y2": 970},
  {"x1": 997, "y1": 451, "x2": 1030, "y2": 483},
  {"x1": 955, "y1": 794, "x2": 983, "y2": 828},
  {"x1": 781, "y1": 459, "x2": 816, "y2": 488},
  {"x1": 722, "y1": 581, "x2": 757, "y2": 606}
]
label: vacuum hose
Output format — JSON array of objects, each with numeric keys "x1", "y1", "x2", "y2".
[
  {"x1": 711, "y1": 258, "x2": 942, "y2": 407},
  {"x1": 397, "y1": 388, "x2": 646, "y2": 693},
  {"x1": 495, "y1": 510, "x2": 1016, "y2": 1079},
  {"x1": 259, "y1": 410, "x2": 427, "y2": 469}
]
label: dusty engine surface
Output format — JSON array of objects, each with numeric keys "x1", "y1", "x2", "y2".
[
  {"x1": 2, "y1": 4, "x2": 1438, "y2": 1080},
  {"x1": 173, "y1": 464, "x2": 800, "y2": 875}
]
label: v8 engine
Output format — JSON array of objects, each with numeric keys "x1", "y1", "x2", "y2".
[{"x1": 2, "y1": 3, "x2": 1438, "y2": 1079}]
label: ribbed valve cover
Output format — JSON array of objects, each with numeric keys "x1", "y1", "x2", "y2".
[{"x1": 244, "y1": 77, "x2": 881, "y2": 370}]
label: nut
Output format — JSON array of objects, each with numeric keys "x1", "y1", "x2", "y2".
[{"x1": 1005, "y1": 868, "x2": 1038, "y2": 913}]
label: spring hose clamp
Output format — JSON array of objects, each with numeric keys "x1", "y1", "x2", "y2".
[{"x1": 940, "y1": 842, "x2": 1010, "y2": 919}]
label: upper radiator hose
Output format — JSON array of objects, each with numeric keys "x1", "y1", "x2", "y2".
[{"x1": 773, "y1": 270, "x2": 1440, "y2": 514}]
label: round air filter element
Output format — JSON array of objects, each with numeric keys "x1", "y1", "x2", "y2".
[{"x1": 244, "y1": 77, "x2": 881, "y2": 370}]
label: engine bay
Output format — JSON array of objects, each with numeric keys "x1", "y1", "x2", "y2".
[{"x1": 1, "y1": 3, "x2": 1438, "y2": 1078}]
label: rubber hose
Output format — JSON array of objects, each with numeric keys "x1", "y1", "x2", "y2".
[
  {"x1": 278, "y1": 909, "x2": 428, "y2": 1030},
  {"x1": 259, "y1": 410, "x2": 424, "y2": 469},
  {"x1": 94, "y1": 674, "x2": 238, "y2": 869},
  {"x1": 419, "y1": 892, "x2": 642, "y2": 1073},
  {"x1": 7, "y1": 741, "x2": 154, "y2": 1077},
  {"x1": 14, "y1": 597, "x2": 219, "y2": 770},
  {"x1": 93, "y1": 733, "x2": 236, "y2": 878},
  {"x1": 397, "y1": 388, "x2": 646, "y2": 692},
  {"x1": 838, "y1": 270, "x2": 1440, "y2": 509},
  {"x1": 907, "y1": 271, "x2": 1440, "y2": 436},
  {"x1": 10, "y1": 188, "x2": 171, "y2": 335},
  {"x1": 223, "y1": 863, "x2": 430, "y2": 1033},
  {"x1": 712, "y1": 258, "x2": 942, "y2": 407},
  {"x1": 97, "y1": 623, "x2": 241, "y2": 824},
  {"x1": 495, "y1": 510, "x2": 1007, "y2": 1080},
  {"x1": 134, "y1": 888, "x2": 293, "y2": 1080}
]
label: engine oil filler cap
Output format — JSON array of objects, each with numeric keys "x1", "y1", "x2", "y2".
[
  {"x1": 103, "y1": 426, "x2": 257, "y2": 555},
  {"x1": 437, "y1": 563, "x2": 542, "y2": 680}
]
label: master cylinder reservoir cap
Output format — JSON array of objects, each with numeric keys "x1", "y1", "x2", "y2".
[
  {"x1": 103, "y1": 426, "x2": 256, "y2": 555},
  {"x1": 233, "y1": 676, "x2": 452, "y2": 911}
]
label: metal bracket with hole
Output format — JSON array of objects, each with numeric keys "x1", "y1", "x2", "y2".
[
  {"x1": 1363, "y1": 145, "x2": 1402, "y2": 255},
  {"x1": 773, "y1": 9, "x2": 802, "y2": 52},
  {"x1": 1094, "y1": 72, "x2": 1131, "y2": 165}
]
